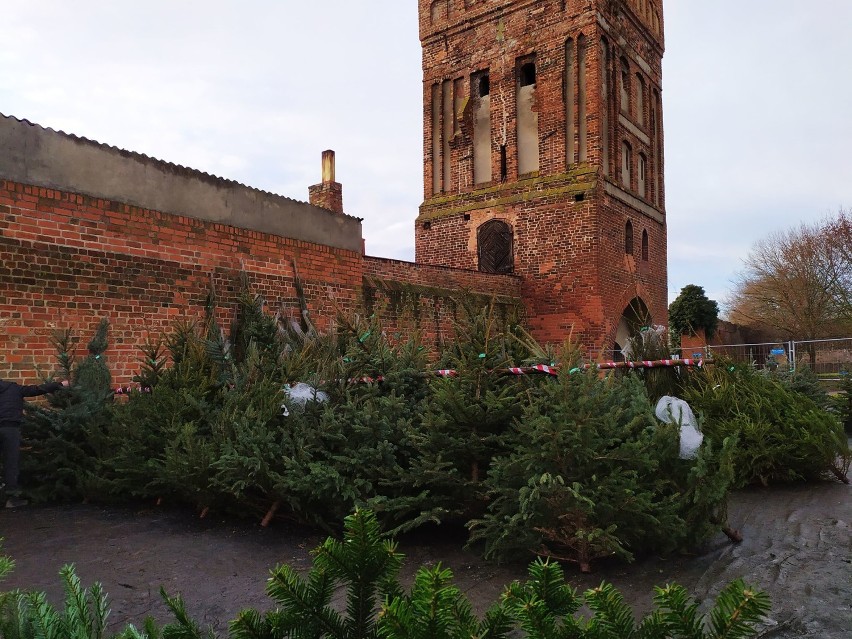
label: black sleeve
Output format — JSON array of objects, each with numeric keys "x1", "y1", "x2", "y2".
[{"x1": 18, "y1": 382, "x2": 64, "y2": 397}]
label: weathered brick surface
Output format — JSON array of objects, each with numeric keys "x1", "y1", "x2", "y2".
[
  {"x1": 308, "y1": 181, "x2": 344, "y2": 215},
  {"x1": 0, "y1": 179, "x2": 523, "y2": 384},
  {"x1": 0, "y1": 180, "x2": 364, "y2": 383},
  {"x1": 416, "y1": 0, "x2": 667, "y2": 356},
  {"x1": 364, "y1": 255, "x2": 523, "y2": 347}
]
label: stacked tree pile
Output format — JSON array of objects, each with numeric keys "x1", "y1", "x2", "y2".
[{"x1": 20, "y1": 288, "x2": 850, "y2": 571}]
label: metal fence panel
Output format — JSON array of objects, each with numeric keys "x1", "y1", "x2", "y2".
[
  {"x1": 792, "y1": 338, "x2": 852, "y2": 379},
  {"x1": 689, "y1": 342, "x2": 792, "y2": 370},
  {"x1": 679, "y1": 338, "x2": 852, "y2": 381},
  {"x1": 604, "y1": 337, "x2": 852, "y2": 381}
]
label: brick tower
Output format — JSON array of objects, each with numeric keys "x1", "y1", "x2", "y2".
[{"x1": 415, "y1": 0, "x2": 667, "y2": 357}]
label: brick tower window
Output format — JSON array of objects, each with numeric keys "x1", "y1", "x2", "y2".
[
  {"x1": 520, "y1": 62, "x2": 537, "y2": 86},
  {"x1": 600, "y1": 37, "x2": 610, "y2": 175},
  {"x1": 565, "y1": 38, "x2": 575, "y2": 165},
  {"x1": 638, "y1": 152, "x2": 647, "y2": 197},
  {"x1": 577, "y1": 34, "x2": 588, "y2": 162},
  {"x1": 430, "y1": 0, "x2": 447, "y2": 23},
  {"x1": 622, "y1": 141, "x2": 632, "y2": 189},
  {"x1": 620, "y1": 59, "x2": 630, "y2": 114},
  {"x1": 625, "y1": 220, "x2": 634, "y2": 256},
  {"x1": 517, "y1": 58, "x2": 540, "y2": 175},
  {"x1": 478, "y1": 219, "x2": 514, "y2": 274},
  {"x1": 473, "y1": 70, "x2": 492, "y2": 184},
  {"x1": 642, "y1": 229, "x2": 649, "y2": 261}
]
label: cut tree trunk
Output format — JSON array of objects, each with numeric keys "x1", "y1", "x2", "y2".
[{"x1": 261, "y1": 501, "x2": 281, "y2": 527}]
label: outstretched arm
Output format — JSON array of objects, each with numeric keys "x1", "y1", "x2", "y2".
[{"x1": 18, "y1": 381, "x2": 66, "y2": 397}]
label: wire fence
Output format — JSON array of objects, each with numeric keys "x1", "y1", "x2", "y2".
[
  {"x1": 683, "y1": 338, "x2": 852, "y2": 382},
  {"x1": 601, "y1": 337, "x2": 852, "y2": 384}
]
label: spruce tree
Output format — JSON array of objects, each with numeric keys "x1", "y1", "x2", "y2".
[
  {"x1": 469, "y1": 344, "x2": 738, "y2": 572},
  {"x1": 683, "y1": 363, "x2": 850, "y2": 486},
  {"x1": 86, "y1": 322, "x2": 220, "y2": 503},
  {"x1": 229, "y1": 508, "x2": 403, "y2": 639},
  {"x1": 22, "y1": 320, "x2": 114, "y2": 502},
  {"x1": 383, "y1": 301, "x2": 532, "y2": 533}
]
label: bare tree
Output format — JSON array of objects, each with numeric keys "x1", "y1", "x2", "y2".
[
  {"x1": 727, "y1": 218, "x2": 850, "y2": 343},
  {"x1": 821, "y1": 208, "x2": 852, "y2": 320}
]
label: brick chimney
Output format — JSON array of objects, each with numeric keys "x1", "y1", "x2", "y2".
[{"x1": 308, "y1": 150, "x2": 344, "y2": 214}]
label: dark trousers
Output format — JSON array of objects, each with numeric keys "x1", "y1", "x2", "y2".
[{"x1": 0, "y1": 423, "x2": 21, "y2": 494}]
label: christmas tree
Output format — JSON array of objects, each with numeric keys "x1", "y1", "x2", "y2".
[{"x1": 22, "y1": 320, "x2": 113, "y2": 502}]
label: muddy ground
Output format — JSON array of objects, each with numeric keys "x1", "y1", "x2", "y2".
[{"x1": 1, "y1": 481, "x2": 850, "y2": 637}]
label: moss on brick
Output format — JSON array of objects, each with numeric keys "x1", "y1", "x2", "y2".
[
  {"x1": 362, "y1": 275, "x2": 519, "y2": 308},
  {"x1": 417, "y1": 167, "x2": 598, "y2": 222}
]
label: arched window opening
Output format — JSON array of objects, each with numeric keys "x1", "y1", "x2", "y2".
[
  {"x1": 635, "y1": 74, "x2": 645, "y2": 126},
  {"x1": 478, "y1": 73, "x2": 490, "y2": 97},
  {"x1": 641, "y1": 229, "x2": 649, "y2": 261},
  {"x1": 620, "y1": 58, "x2": 630, "y2": 114},
  {"x1": 621, "y1": 141, "x2": 632, "y2": 189},
  {"x1": 478, "y1": 219, "x2": 514, "y2": 274},
  {"x1": 638, "y1": 152, "x2": 647, "y2": 197},
  {"x1": 625, "y1": 220, "x2": 634, "y2": 256}
]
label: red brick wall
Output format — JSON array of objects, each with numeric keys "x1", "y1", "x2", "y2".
[
  {"x1": 0, "y1": 180, "x2": 364, "y2": 384},
  {"x1": 363, "y1": 256, "x2": 522, "y2": 347},
  {"x1": 415, "y1": 188, "x2": 666, "y2": 356}
]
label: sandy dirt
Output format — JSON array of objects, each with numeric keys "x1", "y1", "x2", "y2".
[{"x1": 1, "y1": 481, "x2": 850, "y2": 637}]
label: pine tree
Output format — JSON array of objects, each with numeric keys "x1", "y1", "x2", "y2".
[
  {"x1": 683, "y1": 363, "x2": 850, "y2": 486},
  {"x1": 229, "y1": 508, "x2": 403, "y2": 639},
  {"x1": 319, "y1": 313, "x2": 433, "y2": 529},
  {"x1": 85, "y1": 322, "x2": 220, "y2": 504},
  {"x1": 470, "y1": 364, "x2": 685, "y2": 571},
  {"x1": 228, "y1": 273, "x2": 285, "y2": 375},
  {"x1": 503, "y1": 558, "x2": 771, "y2": 639},
  {"x1": 383, "y1": 301, "x2": 532, "y2": 533},
  {"x1": 379, "y1": 564, "x2": 513, "y2": 639},
  {"x1": 22, "y1": 320, "x2": 114, "y2": 502},
  {"x1": 469, "y1": 338, "x2": 740, "y2": 573}
]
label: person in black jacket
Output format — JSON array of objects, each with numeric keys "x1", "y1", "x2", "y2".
[{"x1": 0, "y1": 378, "x2": 69, "y2": 508}]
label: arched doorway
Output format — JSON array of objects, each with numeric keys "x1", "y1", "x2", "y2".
[
  {"x1": 477, "y1": 219, "x2": 514, "y2": 274},
  {"x1": 613, "y1": 297, "x2": 651, "y2": 361}
]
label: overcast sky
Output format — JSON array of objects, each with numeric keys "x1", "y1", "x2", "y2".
[{"x1": 3, "y1": 1, "x2": 851, "y2": 313}]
